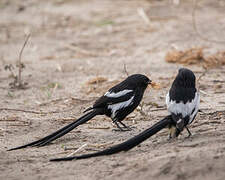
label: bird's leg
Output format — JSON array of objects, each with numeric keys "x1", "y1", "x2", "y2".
[
  {"x1": 112, "y1": 120, "x2": 125, "y2": 131},
  {"x1": 168, "y1": 126, "x2": 176, "y2": 140},
  {"x1": 168, "y1": 133, "x2": 172, "y2": 140},
  {"x1": 185, "y1": 126, "x2": 192, "y2": 138},
  {"x1": 119, "y1": 121, "x2": 132, "y2": 131}
]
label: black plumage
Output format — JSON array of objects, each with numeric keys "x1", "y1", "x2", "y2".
[
  {"x1": 169, "y1": 68, "x2": 196, "y2": 103},
  {"x1": 49, "y1": 68, "x2": 200, "y2": 161},
  {"x1": 50, "y1": 115, "x2": 173, "y2": 161},
  {"x1": 166, "y1": 68, "x2": 200, "y2": 137},
  {"x1": 8, "y1": 74, "x2": 151, "y2": 151}
]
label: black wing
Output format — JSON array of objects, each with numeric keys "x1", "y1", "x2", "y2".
[{"x1": 93, "y1": 89, "x2": 135, "y2": 109}]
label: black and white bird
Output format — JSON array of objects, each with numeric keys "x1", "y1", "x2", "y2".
[
  {"x1": 50, "y1": 68, "x2": 200, "y2": 161},
  {"x1": 166, "y1": 68, "x2": 200, "y2": 138},
  {"x1": 8, "y1": 74, "x2": 152, "y2": 151}
]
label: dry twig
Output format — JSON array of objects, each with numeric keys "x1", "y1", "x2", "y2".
[
  {"x1": 4, "y1": 34, "x2": 31, "y2": 89},
  {"x1": 137, "y1": 7, "x2": 151, "y2": 25},
  {"x1": 88, "y1": 126, "x2": 110, "y2": 129},
  {"x1": 0, "y1": 108, "x2": 65, "y2": 114},
  {"x1": 123, "y1": 63, "x2": 129, "y2": 77},
  {"x1": 18, "y1": 34, "x2": 30, "y2": 87},
  {"x1": 150, "y1": 107, "x2": 167, "y2": 112},
  {"x1": 66, "y1": 143, "x2": 87, "y2": 157}
]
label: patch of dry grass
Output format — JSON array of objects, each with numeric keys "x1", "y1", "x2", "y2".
[{"x1": 165, "y1": 48, "x2": 225, "y2": 68}]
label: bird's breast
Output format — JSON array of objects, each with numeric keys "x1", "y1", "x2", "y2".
[{"x1": 166, "y1": 92, "x2": 200, "y2": 121}]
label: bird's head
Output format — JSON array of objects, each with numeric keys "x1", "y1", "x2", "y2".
[
  {"x1": 126, "y1": 74, "x2": 152, "y2": 89},
  {"x1": 173, "y1": 68, "x2": 196, "y2": 88}
]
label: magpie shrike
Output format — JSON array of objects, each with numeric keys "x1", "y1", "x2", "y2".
[
  {"x1": 50, "y1": 68, "x2": 200, "y2": 161},
  {"x1": 8, "y1": 74, "x2": 152, "y2": 151},
  {"x1": 166, "y1": 68, "x2": 200, "y2": 138}
]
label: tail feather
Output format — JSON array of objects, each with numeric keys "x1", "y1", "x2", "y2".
[
  {"x1": 83, "y1": 107, "x2": 93, "y2": 113},
  {"x1": 50, "y1": 115, "x2": 172, "y2": 161},
  {"x1": 8, "y1": 110, "x2": 100, "y2": 151}
]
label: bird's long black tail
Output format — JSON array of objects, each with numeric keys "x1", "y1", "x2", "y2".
[
  {"x1": 50, "y1": 115, "x2": 172, "y2": 161},
  {"x1": 8, "y1": 109, "x2": 101, "y2": 151}
]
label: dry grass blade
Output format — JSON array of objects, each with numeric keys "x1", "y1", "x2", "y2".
[
  {"x1": 0, "y1": 108, "x2": 66, "y2": 114},
  {"x1": 199, "y1": 90, "x2": 211, "y2": 96},
  {"x1": 177, "y1": 143, "x2": 199, "y2": 148},
  {"x1": 4, "y1": 34, "x2": 31, "y2": 89},
  {"x1": 67, "y1": 143, "x2": 88, "y2": 157},
  {"x1": 18, "y1": 34, "x2": 30, "y2": 87},
  {"x1": 59, "y1": 118, "x2": 76, "y2": 122},
  {"x1": 88, "y1": 126, "x2": 110, "y2": 129},
  {"x1": 123, "y1": 63, "x2": 129, "y2": 77},
  {"x1": 150, "y1": 107, "x2": 167, "y2": 112},
  {"x1": 197, "y1": 68, "x2": 208, "y2": 83},
  {"x1": 39, "y1": 97, "x2": 69, "y2": 106},
  {"x1": 137, "y1": 7, "x2": 151, "y2": 25},
  {"x1": 5, "y1": 124, "x2": 30, "y2": 126}
]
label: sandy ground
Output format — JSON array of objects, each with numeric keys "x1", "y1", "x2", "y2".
[{"x1": 0, "y1": 0, "x2": 225, "y2": 180}]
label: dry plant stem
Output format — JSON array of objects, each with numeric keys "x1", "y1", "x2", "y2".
[
  {"x1": 64, "y1": 147, "x2": 79, "y2": 151},
  {"x1": 6, "y1": 124, "x2": 30, "y2": 126},
  {"x1": 60, "y1": 118, "x2": 76, "y2": 122},
  {"x1": 88, "y1": 126, "x2": 110, "y2": 129},
  {"x1": 123, "y1": 63, "x2": 129, "y2": 76},
  {"x1": 39, "y1": 97, "x2": 92, "y2": 106},
  {"x1": 199, "y1": 90, "x2": 211, "y2": 96},
  {"x1": 197, "y1": 68, "x2": 208, "y2": 84},
  {"x1": 178, "y1": 143, "x2": 199, "y2": 148},
  {"x1": 192, "y1": 0, "x2": 225, "y2": 44},
  {"x1": 0, "y1": 108, "x2": 63, "y2": 114},
  {"x1": 150, "y1": 107, "x2": 167, "y2": 112},
  {"x1": 137, "y1": 7, "x2": 151, "y2": 26},
  {"x1": 206, "y1": 110, "x2": 225, "y2": 115},
  {"x1": 67, "y1": 143, "x2": 87, "y2": 157},
  {"x1": 18, "y1": 34, "x2": 31, "y2": 87},
  {"x1": 197, "y1": 68, "x2": 208, "y2": 90},
  {"x1": 39, "y1": 97, "x2": 69, "y2": 106}
]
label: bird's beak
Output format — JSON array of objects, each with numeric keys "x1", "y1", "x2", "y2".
[{"x1": 148, "y1": 80, "x2": 152, "y2": 85}]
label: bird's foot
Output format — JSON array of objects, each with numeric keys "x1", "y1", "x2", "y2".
[
  {"x1": 185, "y1": 127, "x2": 192, "y2": 138},
  {"x1": 167, "y1": 134, "x2": 178, "y2": 142},
  {"x1": 185, "y1": 134, "x2": 192, "y2": 139},
  {"x1": 112, "y1": 121, "x2": 132, "y2": 131}
]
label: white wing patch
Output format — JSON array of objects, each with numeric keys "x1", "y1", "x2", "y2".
[
  {"x1": 108, "y1": 96, "x2": 134, "y2": 119},
  {"x1": 104, "y1": 89, "x2": 133, "y2": 98},
  {"x1": 189, "y1": 92, "x2": 200, "y2": 124},
  {"x1": 166, "y1": 92, "x2": 200, "y2": 124}
]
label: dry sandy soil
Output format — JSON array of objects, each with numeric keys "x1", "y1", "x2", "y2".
[{"x1": 0, "y1": 0, "x2": 225, "y2": 180}]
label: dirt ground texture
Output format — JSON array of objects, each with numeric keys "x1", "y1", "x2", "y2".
[{"x1": 0, "y1": 0, "x2": 225, "y2": 180}]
